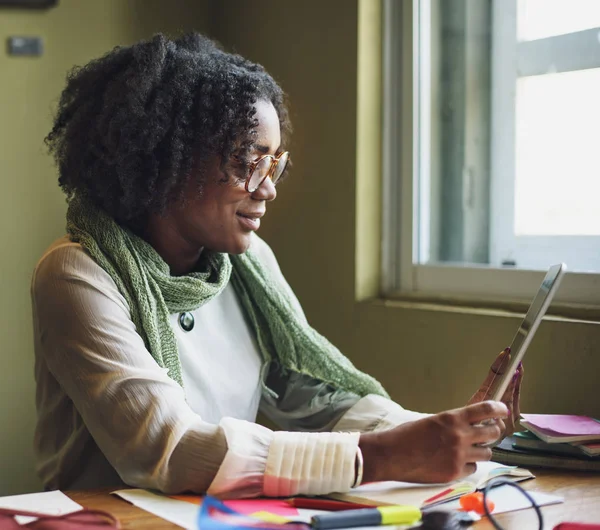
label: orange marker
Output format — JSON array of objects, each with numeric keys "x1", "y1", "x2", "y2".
[{"x1": 459, "y1": 492, "x2": 495, "y2": 515}]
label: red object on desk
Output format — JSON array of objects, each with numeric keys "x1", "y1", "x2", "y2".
[
  {"x1": 286, "y1": 498, "x2": 373, "y2": 511},
  {"x1": 458, "y1": 492, "x2": 495, "y2": 515},
  {"x1": 554, "y1": 523, "x2": 600, "y2": 530}
]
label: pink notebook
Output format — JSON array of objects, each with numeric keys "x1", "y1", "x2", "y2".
[{"x1": 520, "y1": 414, "x2": 600, "y2": 443}]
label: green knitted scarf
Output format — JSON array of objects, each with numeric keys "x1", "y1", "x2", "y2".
[{"x1": 66, "y1": 195, "x2": 388, "y2": 399}]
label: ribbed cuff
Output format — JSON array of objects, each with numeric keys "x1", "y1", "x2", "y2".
[
  {"x1": 207, "y1": 418, "x2": 272, "y2": 499},
  {"x1": 263, "y1": 431, "x2": 360, "y2": 496}
]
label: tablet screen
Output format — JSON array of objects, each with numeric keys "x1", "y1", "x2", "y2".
[{"x1": 490, "y1": 263, "x2": 566, "y2": 402}]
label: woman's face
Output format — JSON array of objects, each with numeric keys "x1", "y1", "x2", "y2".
[{"x1": 169, "y1": 99, "x2": 281, "y2": 255}]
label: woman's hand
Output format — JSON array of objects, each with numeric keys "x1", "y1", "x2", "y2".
[
  {"x1": 359, "y1": 401, "x2": 508, "y2": 484},
  {"x1": 468, "y1": 348, "x2": 524, "y2": 436}
]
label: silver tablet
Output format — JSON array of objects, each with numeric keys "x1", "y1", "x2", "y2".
[{"x1": 490, "y1": 263, "x2": 566, "y2": 402}]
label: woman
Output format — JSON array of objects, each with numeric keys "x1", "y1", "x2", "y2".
[{"x1": 32, "y1": 33, "x2": 522, "y2": 497}]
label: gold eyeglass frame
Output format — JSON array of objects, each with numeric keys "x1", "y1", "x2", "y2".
[{"x1": 244, "y1": 151, "x2": 290, "y2": 193}]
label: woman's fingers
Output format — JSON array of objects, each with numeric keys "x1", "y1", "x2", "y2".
[
  {"x1": 506, "y1": 364, "x2": 524, "y2": 435},
  {"x1": 471, "y1": 420, "x2": 503, "y2": 445},
  {"x1": 491, "y1": 347, "x2": 512, "y2": 375},
  {"x1": 467, "y1": 445, "x2": 493, "y2": 463},
  {"x1": 458, "y1": 462, "x2": 479, "y2": 479},
  {"x1": 499, "y1": 362, "x2": 524, "y2": 435},
  {"x1": 469, "y1": 349, "x2": 511, "y2": 404},
  {"x1": 495, "y1": 418, "x2": 507, "y2": 439},
  {"x1": 513, "y1": 365, "x2": 523, "y2": 417},
  {"x1": 500, "y1": 360, "x2": 523, "y2": 405},
  {"x1": 501, "y1": 370, "x2": 517, "y2": 432},
  {"x1": 465, "y1": 400, "x2": 509, "y2": 425}
]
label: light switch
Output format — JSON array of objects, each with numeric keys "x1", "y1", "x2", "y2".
[{"x1": 7, "y1": 36, "x2": 43, "y2": 56}]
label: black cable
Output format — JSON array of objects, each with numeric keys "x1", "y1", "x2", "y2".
[{"x1": 482, "y1": 477, "x2": 544, "y2": 530}]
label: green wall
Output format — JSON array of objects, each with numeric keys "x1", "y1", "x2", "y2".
[
  {"x1": 211, "y1": 0, "x2": 600, "y2": 417},
  {"x1": 0, "y1": 0, "x2": 211, "y2": 495}
]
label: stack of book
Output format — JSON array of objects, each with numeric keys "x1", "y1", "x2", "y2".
[{"x1": 493, "y1": 414, "x2": 600, "y2": 471}]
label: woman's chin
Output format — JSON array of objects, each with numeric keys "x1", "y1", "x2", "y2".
[
  {"x1": 204, "y1": 232, "x2": 253, "y2": 255},
  {"x1": 225, "y1": 235, "x2": 253, "y2": 255}
]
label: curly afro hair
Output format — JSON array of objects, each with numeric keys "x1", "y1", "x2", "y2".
[{"x1": 45, "y1": 32, "x2": 291, "y2": 227}]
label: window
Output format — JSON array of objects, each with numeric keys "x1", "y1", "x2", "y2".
[{"x1": 382, "y1": 0, "x2": 600, "y2": 308}]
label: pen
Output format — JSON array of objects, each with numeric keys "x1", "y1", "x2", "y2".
[
  {"x1": 310, "y1": 505, "x2": 421, "y2": 530},
  {"x1": 286, "y1": 498, "x2": 374, "y2": 511}
]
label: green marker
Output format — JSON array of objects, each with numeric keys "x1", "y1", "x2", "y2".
[{"x1": 310, "y1": 505, "x2": 422, "y2": 530}]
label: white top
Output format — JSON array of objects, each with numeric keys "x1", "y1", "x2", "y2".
[{"x1": 31, "y1": 234, "x2": 427, "y2": 497}]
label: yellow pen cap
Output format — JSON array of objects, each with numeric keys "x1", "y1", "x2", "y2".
[{"x1": 378, "y1": 505, "x2": 422, "y2": 525}]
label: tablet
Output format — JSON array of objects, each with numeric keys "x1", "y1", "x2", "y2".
[{"x1": 490, "y1": 263, "x2": 566, "y2": 402}]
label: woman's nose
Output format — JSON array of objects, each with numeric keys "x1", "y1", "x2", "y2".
[{"x1": 251, "y1": 175, "x2": 277, "y2": 201}]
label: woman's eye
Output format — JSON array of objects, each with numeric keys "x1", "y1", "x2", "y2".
[{"x1": 228, "y1": 159, "x2": 249, "y2": 174}]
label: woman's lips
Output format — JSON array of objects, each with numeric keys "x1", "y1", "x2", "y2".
[{"x1": 236, "y1": 211, "x2": 264, "y2": 231}]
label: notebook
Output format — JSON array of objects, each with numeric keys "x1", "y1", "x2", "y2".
[
  {"x1": 513, "y1": 431, "x2": 598, "y2": 458},
  {"x1": 578, "y1": 442, "x2": 600, "y2": 457},
  {"x1": 493, "y1": 436, "x2": 600, "y2": 472},
  {"x1": 520, "y1": 414, "x2": 600, "y2": 444},
  {"x1": 327, "y1": 461, "x2": 534, "y2": 509}
]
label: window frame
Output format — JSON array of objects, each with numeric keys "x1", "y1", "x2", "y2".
[{"x1": 381, "y1": 0, "x2": 600, "y2": 311}]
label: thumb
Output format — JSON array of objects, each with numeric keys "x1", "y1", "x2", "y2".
[{"x1": 490, "y1": 347, "x2": 511, "y2": 375}]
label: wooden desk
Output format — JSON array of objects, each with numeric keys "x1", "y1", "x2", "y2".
[
  {"x1": 473, "y1": 469, "x2": 600, "y2": 529},
  {"x1": 67, "y1": 470, "x2": 600, "y2": 529}
]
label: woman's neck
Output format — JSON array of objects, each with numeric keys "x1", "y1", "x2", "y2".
[{"x1": 142, "y1": 213, "x2": 203, "y2": 276}]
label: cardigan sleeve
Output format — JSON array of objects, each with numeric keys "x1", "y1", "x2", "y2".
[{"x1": 260, "y1": 364, "x2": 430, "y2": 434}]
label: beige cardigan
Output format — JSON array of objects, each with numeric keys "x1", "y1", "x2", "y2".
[{"x1": 31, "y1": 234, "x2": 427, "y2": 497}]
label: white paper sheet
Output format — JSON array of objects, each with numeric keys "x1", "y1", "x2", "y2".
[
  {"x1": 429, "y1": 484, "x2": 563, "y2": 515},
  {"x1": 0, "y1": 490, "x2": 83, "y2": 525},
  {"x1": 113, "y1": 489, "x2": 199, "y2": 529}
]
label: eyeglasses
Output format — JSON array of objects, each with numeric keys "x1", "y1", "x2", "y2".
[{"x1": 245, "y1": 151, "x2": 290, "y2": 193}]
